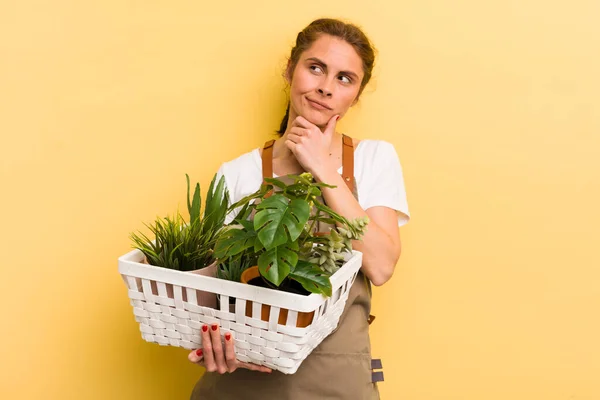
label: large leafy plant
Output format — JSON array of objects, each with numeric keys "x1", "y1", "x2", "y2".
[
  {"x1": 214, "y1": 173, "x2": 368, "y2": 296},
  {"x1": 130, "y1": 173, "x2": 229, "y2": 271}
]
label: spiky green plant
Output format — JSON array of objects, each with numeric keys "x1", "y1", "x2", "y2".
[
  {"x1": 130, "y1": 173, "x2": 229, "y2": 271},
  {"x1": 216, "y1": 253, "x2": 255, "y2": 282}
]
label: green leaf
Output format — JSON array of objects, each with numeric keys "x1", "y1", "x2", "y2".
[
  {"x1": 192, "y1": 183, "x2": 201, "y2": 222},
  {"x1": 254, "y1": 195, "x2": 310, "y2": 250},
  {"x1": 313, "y1": 201, "x2": 347, "y2": 224},
  {"x1": 204, "y1": 174, "x2": 228, "y2": 232},
  {"x1": 186, "y1": 174, "x2": 192, "y2": 214},
  {"x1": 263, "y1": 177, "x2": 288, "y2": 190},
  {"x1": 288, "y1": 260, "x2": 332, "y2": 296},
  {"x1": 214, "y1": 227, "x2": 259, "y2": 258},
  {"x1": 186, "y1": 174, "x2": 201, "y2": 224},
  {"x1": 312, "y1": 217, "x2": 338, "y2": 225},
  {"x1": 228, "y1": 185, "x2": 271, "y2": 213},
  {"x1": 308, "y1": 186, "x2": 322, "y2": 197},
  {"x1": 232, "y1": 203, "x2": 252, "y2": 223},
  {"x1": 217, "y1": 256, "x2": 254, "y2": 282},
  {"x1": 257, "y1": 241, "x2": 299, "y2": 286},
  {"x1": 238, "y1": 218, "x2": 254, "y2": 231},
  {"x1": 282, "y1": 183, "x2": 311, "y2": 199},
  {"x1": 287, "y1": 173, "x2": 313, "y2": 186}
]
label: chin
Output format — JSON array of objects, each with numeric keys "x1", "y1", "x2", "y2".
[{"x1": 304, "y1": 110, "x2": 330, "y2": 127}]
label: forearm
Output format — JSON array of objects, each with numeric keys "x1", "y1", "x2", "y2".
[{"x1": 314, "y1": 168, "x2": 399, "y2": 286}]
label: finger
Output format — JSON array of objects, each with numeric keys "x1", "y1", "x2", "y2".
[
  {"x1": 238, "y1": 361, "x2": 273, "y2": 373},
  {"x1": 289, "y1": 127, "x2": 309, "y2": 137},
  {"x1": 200, "y1": 324, "x2": 217, "y2": 372},
  {"x1": 292, "y1": 115, "x2": 315, "y2": 129},
  {"x1": 285, "y1": 139, "x2": 297, "y2": 153},
  {"x1": 223, "y1": 332, "x2": 237, "y2": 372},
  {"x1": 287, "y1": 132, "x2": 303, "y2": 144},
  {"x1": 188, "y1": 348, "x2": 204, "y2": 364},
  {"x1": 324, "y1": 114, "x2": 339, "y2": 137},
  {"x1": 209, "y1": 323, "x2": 228, "y2": 374}
]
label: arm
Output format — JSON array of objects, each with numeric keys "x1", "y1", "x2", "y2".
[
  {"x1": 285, "y1": 115, "x2": 406, "y2": 286},
  {"x1": 314, "y1": 168, "x2": 401, "y2": 286}
]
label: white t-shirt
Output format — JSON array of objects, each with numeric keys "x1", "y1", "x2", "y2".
[{"x1": 216, "y1": 139, "x2": 410, "y2": 227}]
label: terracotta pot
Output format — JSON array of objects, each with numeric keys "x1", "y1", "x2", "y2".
[
  {"x1": 240, "y1": 266, "x2": 314, "y2": 328},
  {"x1": 141, "y1": 257, "x2": 218, "y2": 308}
]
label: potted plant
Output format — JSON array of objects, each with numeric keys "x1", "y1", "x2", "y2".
[
  {"x1": 214, "y1": 172, "x2": 368, "y2": 326},
  {"x1": 129, "y1": 173, "x2": 229, "y2": 306},
  {"x1": 216, "y1": 254, "x2": 256, "y2": 284},
  {"x1": 118, "y1": 173, "x2": 367, "y2": 370}
]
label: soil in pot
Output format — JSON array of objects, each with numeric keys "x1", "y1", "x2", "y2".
[{"x1": 246, "y1": 276, "x2": 311, "y2": 296}]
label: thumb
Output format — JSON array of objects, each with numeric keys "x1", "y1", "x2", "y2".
[{"x1": 324, "y1": 114, "x2": 339, "y2": 136}]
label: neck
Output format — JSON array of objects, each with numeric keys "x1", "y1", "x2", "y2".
[{"x1": 274, "y1": 107, "x2": 299, "y2": 159}]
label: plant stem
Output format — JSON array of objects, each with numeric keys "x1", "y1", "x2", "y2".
[{"x1": 301, "y1": 207, "x2": 319, "y2": 247}]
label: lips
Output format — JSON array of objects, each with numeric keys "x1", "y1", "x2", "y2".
[{"x1": 306, "y1": 97, "x2": 332, "y2": 110}]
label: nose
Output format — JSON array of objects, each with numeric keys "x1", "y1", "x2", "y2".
[
  {"x1": 317, "y1": 87, "x2": 332, "y2": 97},
  {"x1": 317, "y1": 79, "x2": 333, "y2": 97}
]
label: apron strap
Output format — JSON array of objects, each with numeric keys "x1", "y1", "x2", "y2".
[
  {"x1": 341, "y1": 134, "x2": 354, "y2": 193},
  {"x1": 261, "y1": 139, "x2": 275, "y2": 197},
  {"x1": 261, "y1": 136, "x2": 354, "y2": 191},
  {"x1": 262, "y1": 139, "x2": 275, "y2": 182}
]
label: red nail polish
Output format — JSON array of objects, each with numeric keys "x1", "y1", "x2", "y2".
[
  {"x1": 225, "y1": 333, "x2": 231, "y2": 341},
  {"x1": 211, "y1": 324, "x2": 218, "y2": 331},
  {"x1": 202, "y1": 325, "x2": 208, "y2": 332},
  {"x1": 196, "y1": 349, "x2": 203, "y2": 357},
  {"x1": 336, "y1": 115, "x2": 340, "y2": 121}
]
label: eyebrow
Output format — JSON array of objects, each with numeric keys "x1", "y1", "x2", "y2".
[{"x1": 305, "y1": 57, "x2": 360, "y2": 81}]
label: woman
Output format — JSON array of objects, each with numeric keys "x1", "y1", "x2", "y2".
[{"x1": 188, "y1": 18, "x2": 410, "y2": 399}]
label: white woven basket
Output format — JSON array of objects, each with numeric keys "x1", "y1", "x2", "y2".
[{"x1": 118, "y1": 250, "x2": 363, "y2": 374}]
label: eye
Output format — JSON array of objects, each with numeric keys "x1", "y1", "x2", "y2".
[
  {"x1": 310, "y1": 65, "x2": 323, "y2": 73},
  {"x1": 338, "y1": 75, "x2": 352, "y2": 84}
]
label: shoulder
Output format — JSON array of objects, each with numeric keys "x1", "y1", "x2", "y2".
[
  {"x1": 353, "y1": 138, "x2": 405, "y2": 190},
  {"x1": 354, "y1": 139, "x2": 400, "y2": 168},
  {"x1": 352, "y1": 138, "x2": 410, "y2": 225},
  {"x1": 219, "y1": 148, "x2": 261, "y2": 174},
  {"x1": 216, "y1": 148, "x2": 263, "y2": 203}
]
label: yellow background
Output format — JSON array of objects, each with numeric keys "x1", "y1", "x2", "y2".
[{"x1": 1, "y1": 0, "x2": 599, "y2": 399}]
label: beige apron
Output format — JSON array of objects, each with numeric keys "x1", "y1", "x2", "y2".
[{"x1": 191, "y1": 136, "x2": 380, "y2": 399}]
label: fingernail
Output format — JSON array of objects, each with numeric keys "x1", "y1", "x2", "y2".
[
  {"x1": 225, "y1": 333, "x2": 231, "y2": 341},
  {"x1": 202, "y1": 325, "x2": 208, "y2": 332},
  {"x1": 196, "y1": 349, "x2": 203, "y2": 357},
  {"x1": 211, "y1": 324, "x2": 218, "y2": 331},
  {"x1": 336, "y1": 115, "x2": 340, "y2": 121}
]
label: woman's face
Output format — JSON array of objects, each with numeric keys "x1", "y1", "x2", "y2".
[{"x1": 287, "y1": 34, "x2": 364, "y2": 128}]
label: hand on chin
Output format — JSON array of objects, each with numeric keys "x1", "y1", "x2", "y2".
[{"x1": 285, "y1": 113, "x2": 339, "y2": 179}]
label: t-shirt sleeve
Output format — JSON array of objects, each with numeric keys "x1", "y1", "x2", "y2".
[
  {"x1": 358, "y1": 141, "x2": 410, "y2": 227},
  {"x1": 215, "y1": 154, "x2": 263, "y2": 225}
]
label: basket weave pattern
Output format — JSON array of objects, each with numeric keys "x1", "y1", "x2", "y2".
[{"x1": 119, "y1": 250, "x2": 362, "y2": 374}]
